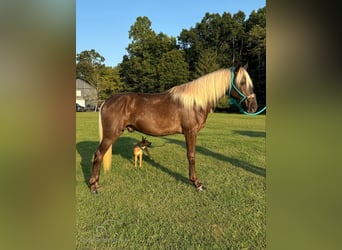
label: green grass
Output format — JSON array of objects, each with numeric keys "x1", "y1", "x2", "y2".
[{"x1": 76, "y1": 112, "x2": 266, "y2": 249}]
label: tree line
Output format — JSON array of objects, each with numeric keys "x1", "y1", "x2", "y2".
[{"x1": 76, "y1": 7, "x2": 266, "y2": 111}]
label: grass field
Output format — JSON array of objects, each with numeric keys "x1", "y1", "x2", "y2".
[{"x1": 76, "y1": 112, "x2": 266, "y2": 249}]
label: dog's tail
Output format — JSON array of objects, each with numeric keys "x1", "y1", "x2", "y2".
[{"x1": 98, "y1": 103, "x2": 112, "y2": 172}]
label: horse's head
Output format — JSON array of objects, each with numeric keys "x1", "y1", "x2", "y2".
[{"x1": 232, "y1": 64, "x2": 258, "y2": 113}]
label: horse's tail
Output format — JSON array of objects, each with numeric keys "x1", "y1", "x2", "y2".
[{"x1": 98, "y1": 103, "x2": 112, "y2": 172}]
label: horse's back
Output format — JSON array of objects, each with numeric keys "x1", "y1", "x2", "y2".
[
  {"x1": 104, "y1": 92, "x2": 175, "y2": 111},
  {"x1": 100, "y1": 91, "x2": 209, "y2": 136}
]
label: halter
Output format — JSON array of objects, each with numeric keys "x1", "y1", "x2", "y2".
[{"x1": 228, "y1": 67, "x2": 266, "y2": 116}]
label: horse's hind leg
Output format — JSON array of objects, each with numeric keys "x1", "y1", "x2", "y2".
[{"x1": 89, "y1": 135, "x2": 120, "y2": 194}]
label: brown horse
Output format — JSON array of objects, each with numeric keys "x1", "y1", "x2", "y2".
[{"x1": 89, "y1": 64, "x2": 258, "y2": 194}]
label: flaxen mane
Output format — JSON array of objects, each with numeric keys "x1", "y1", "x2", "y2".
[
  {"x1": 168, "y1": 67, "x2": 253, "y2": 109},
  {"x1": 235, "y1": 67, "x2": 254, "y2": 91},
  {"x1": 168, "y1": 68, "x2": 231, "y2": 109}
]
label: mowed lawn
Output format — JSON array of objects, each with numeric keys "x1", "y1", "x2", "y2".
[{"x1": 76, "y1": 112, "x2": 266, "y2": 249}]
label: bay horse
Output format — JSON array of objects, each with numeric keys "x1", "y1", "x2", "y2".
[{"x1": 89, "y1": 64, "x2": 258, "y2": 194}]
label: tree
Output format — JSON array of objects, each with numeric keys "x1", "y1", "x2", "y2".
[
  {"x1": 245, "y1": 7, "x2": 266, "y2": 107},
  {"x1": 121, "y1": 16, "x2": 158, "y2": 92},
  {"x1": 247, "y1": 24, "x2": 265, "y2": 70},
  {"x1": 121, "y1": 16, "x2": 182, "y2": 93},
  {"x1": 179, "y1": 13, "x2": 225, "y2": 78},
  {"x1": 246, "y1": 7, "x2": 266, "y2": 30},
  {"x1": 178, "y1": 11, "x2": 248, "y2": 77},
  {"x1": 194, "y1": 48, "x2": 220, "y2": 78},
  {"x1": 230, "y1": 11, "x2": 246, "y2": 65},
  {"x1": 76, "y1": 49, "x2": 106, "y2": 109},
  {"x1": 76, "y1": 49, "x2": 105, "y2": 86},
  {"x1": 157, "y1": 50, "x2": 189, "y2": 91},
  {"x1": 118, "y1": 8, "x2": 266, "y2": 108},
  {"x1": 178, "y1": 28, "x2": 202, "y2": 75},
  {"x1": 98, "y1": 66, "x2": 124, "y2": 101}
]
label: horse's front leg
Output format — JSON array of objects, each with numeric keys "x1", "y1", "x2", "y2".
[{"x1": 184, "y1": 131, "x2": 204, "y2": 190}]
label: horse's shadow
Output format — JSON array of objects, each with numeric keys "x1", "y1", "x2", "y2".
[
  {"x1": 76, "y1": 137, "x2": 190, "y2": 187},
  {"x1": 76, "y1": 137, "x2": 137, "y2": 187},
  {"x1": 233, "y1": 130, "x2": 266, "y2": 138},
  {"x1": 76, "y1": 141, "x2": 98, "y2": 186},
  {"x1": 76, "y1": 134, "x2": 265, "y2": 188},
  {"x1": 161, "y1": 137, "x2": 266, "y2": 177}
]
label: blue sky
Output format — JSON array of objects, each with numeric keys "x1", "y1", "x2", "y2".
[{"x1": 76, "y1": 0, "x2": 266, "y2": 67}]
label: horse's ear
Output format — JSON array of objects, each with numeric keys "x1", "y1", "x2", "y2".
[
  {"x1": 235, "y1": 63, "x2": 241, "y2": 74},
  {"x1": 243, "y1": 62, "x2": 248, "y2": 70}
]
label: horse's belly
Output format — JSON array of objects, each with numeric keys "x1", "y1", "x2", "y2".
[
  {"x1": 133, "y1": 111, "x2": 183, "y2": 136},
  {"x1": 134, "y1": 120, "x2": 183, "y2": 136}
]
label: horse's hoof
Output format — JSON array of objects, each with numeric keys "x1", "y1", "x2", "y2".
[
  {"x1": 197, "y1": 184, "x2": 206, "y2": 191},
  {"x1": 90, "y1": 185, "x2": 98, "y2": 194}
]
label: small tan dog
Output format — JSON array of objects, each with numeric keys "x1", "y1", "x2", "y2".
[{"x1": 133, "y1": 137, "x2": 152, "y2": 168}]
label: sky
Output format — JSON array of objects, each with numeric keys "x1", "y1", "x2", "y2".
[{"x1": 76, "y1": 0, "x2": 266, "y2": 67}]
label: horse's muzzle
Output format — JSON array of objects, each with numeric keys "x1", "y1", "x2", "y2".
[{"x1": 247, "y1": 94, "x2": 258, "y2": 113}]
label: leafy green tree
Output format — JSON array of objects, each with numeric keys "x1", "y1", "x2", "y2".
[
  {"x1": 76, "y1": 49, "x2": 107, "y2": 108},
  {"x1": 178, "y1": 7, "x2": 266, "y2": 108},
  {"x1": 246, "y1": 7, "x2": 266, "y2": 30},
  {"x1": 247, "y1": 24, "x2": 265, "y2": 70},
  {"x1": 121, "y1": 16, "x2": 183, "y2": 93},
  {"x1": 121, "y1": 16, "x2": 158, "y2": 92},
  {"x1": 98, "y1": 66, "x2": 124, "y2": 100},
  {"x1": 153, "y1": 33, "x2": 178, "y2": 60},
  {"x1": 230, "y1": 11, "x2": 247, "y2": 65},
  {"x1": 194, "y1": 48, "x2": 220, "y2": 78},
  {"x1": 178, "y1": 28, "x2": 201, "y2": 75},
  {"x1": 76, "y1": 49, "x2": 105, "y2": 86},
  {"x1": 76, "y1": 50, "x2": 125, "y2": 103},
  {"x1": 117, "y1": 7, "x2": 266, "y2": 108},
  {"x1": 179, "y1": 11, "x2": 247, "y2": 77},
  {"x1": 120, "y1": 55, "x2": 140, "y2": 91},
  {"x1": 157, "y1": 50, "x2": 189, "y2": 91},
  {"x1": 245, "y1": 7, "x2": 266, "y2": 107}
]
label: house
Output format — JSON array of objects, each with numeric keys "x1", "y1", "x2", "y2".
[{"x1": 76, "y1": 78, "x2": 98, "y2": 110}]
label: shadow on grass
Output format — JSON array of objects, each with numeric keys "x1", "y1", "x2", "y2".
[
  {"x1": 76, "y1": 137, "x2": 191, "y2": 188},
  {"x1": 76, "y1": 137, "x2": 138, "y2": 187},
  {"x1": 76, "y1": 141, "x2": 98, "y2": 187},
  {"x1": 161, "y1": 137, "x2": 266, "y2": 177},
  {"x1": 111, "y1": 137, "x2": 189, "y2": 185},
  {"x1": 233, "y1": 130, "x2": 266, "y2": 138},
  {"x1": 76, "y1": 133, "x2": 265, "y2": 189},
  {"x1": 144, "y1": 157, "x2": 190, "y2": 185}
]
